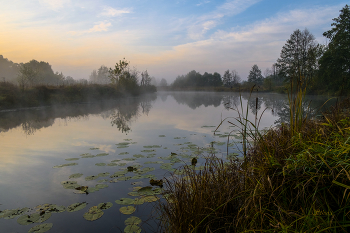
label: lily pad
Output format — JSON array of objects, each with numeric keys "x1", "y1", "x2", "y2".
[
  {"x1": 141, "y1": 149, "x2": 155, "y2": 153},
  {"x1": 119, "y1": 152, "x2": 129, "y2": 155},
  {"x1": 124, "y1": 158, "x2": 136, "y2": 161},
  {"x1": 111, "y1": 159, "x2": 121, "y2": 162},
  {"x1": 142, "y1": 174, "x2": 156, "y2": 179},
  {"x1": 131, "y1": 181, "x2": 143, "y2": 186},
  {"x1": 97, "y1": 202, "x2": 113, "y2": 210},
  {"x1": 61, "y1": 181, "x2": 80, "y2": 189},
  {"x1": 28, "y1": 223, "x2": 53, "y2": 233},
  {"x1": 116, "y1": 142, "x2": 130, "y2": 146},
  {"x1": 69, "y1": 173, "x2": 83, "y2": 179},
  {"x1": 119, "y1": 206, "x2": 136, "y2": 215},
  {"x1": 174, "y1": 137, "x2": 181, "y2": 139},
  {"x1": 85, "y1": 175, "x2": 99, "y2": 181},
  {"x1": 124, "y1": 225, "x2": 141, "y2": 233},
  {"x1": 115, "y1": 198, "x2": 135, "y2": 205},
  {"x1": 96, "y1": 153, "x2": 109, "y2": 157},
  {"x1": 36, "y1": 212, "x2": 52, "y2": 223},
  {"x1": 117, "y1": 176, "x2": 132, "y2": 181},
  {"x1": 131, "y1": 175, "x2": 143, "y2": 180},
  {"x1": 128, "y1": 192, "x2": 141, "y2": 197},
  {"x1": 80, "y1": 153, "x2": 95, "y2": 158},
  {"x1": 146, "y1": 154, "x2": 155, "y2": 158},
  {"x1": 124, "y1": 139, "x2": 132, "y2": 141},
  {"x1": 137, "y1": 186, "x2": 153, "y2": 195},
  {"x1": 46, "y1": 204, "x2": 65, "y2": 213},
  {"x1": 2, "y1": 208, "x2": 29, "y2": 219},
  {"x1": 67, "y1": 202, "x2": 87, "y2": 212},
  {"x1": 53, "y1": 163, "x2": 78, "y2": 168},
  {"x1": 159, "y1": 135, "x2": 166, "y2": 137},
  {"x1": 141, "y1": 196, "x2": 159, "y2": 203},
  {"x1": 125, "y1": 216, "x2": 142, "y2": 225},
  {"x1": 95, "y1": 163, "x2": 106, "y2": 166},
  {"x1": 65, "y1": 158, "x2": 79, "y2": 161},
  {"x1": 107, "y1": 163, "x2": 119, "y2": 166},
  {"x1": 95, "y1": 184, "x2": 108, "y2": 189},
  {"x1": 118, "y1": 163, "x2": 127, "y2": 166},
  {"x1": 83, "y1": 206, "x2": 104, "y2": 221},
  {"x1": 90, "y1": 147, "x2": 99, "y2": 150},
  {"x1": 98, "y1": 172, "x2": 110, "y2": 177},
  {"x1": 117, "y1": 145, "x2": 129, "y2": 148},
  {"x1": 133, "y1": 154, "x2": 145, "y2": 158},
  {"x1": 17, "y1": 213, "x2": 40, "y2": 225}
]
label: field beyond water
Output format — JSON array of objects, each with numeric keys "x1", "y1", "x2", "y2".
[{"x1": 159, "y1": 97, "x2": 350, "y2": 232}]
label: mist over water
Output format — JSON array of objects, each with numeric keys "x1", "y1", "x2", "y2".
[{"x1": 0, "y1": 92, "x2": 331, "y2": 232}]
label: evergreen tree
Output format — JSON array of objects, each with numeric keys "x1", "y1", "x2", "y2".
[
  {"x1": 318, "y1": 5, "x2": 350, "y2": 94},
  {"x1": 247, "y1": 64, "x2": 264, "y2": 85}
]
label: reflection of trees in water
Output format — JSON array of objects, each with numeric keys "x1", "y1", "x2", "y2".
[
  {"x1": 170, "y1": 92, "x2": 222, "y2": 109},
  {"x1": 22, "y1": 119, "x2": 55, "y2": 135},
  {"x1": 0, "y1": 94, "x2": 157, "y2": 135},
  {"x1": 109, "y1": 94, "x2": 156, "y2": 133}
]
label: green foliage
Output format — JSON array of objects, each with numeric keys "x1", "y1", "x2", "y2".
[
  {"x1": 172, "y1": 70, "x2": 222, "y2": 87},
  {"x1": 109, "y1": 58, "x2": 139, "y2": 93},
  {"x1": 318, "y1": 5, "x2": 350, "y2": 95},
  {"x1": 247, "y1": 64, "x2": 264, "y2": 85},
  {"x1": 159, "y1": 98, "x2": 350, "y2": 233}
]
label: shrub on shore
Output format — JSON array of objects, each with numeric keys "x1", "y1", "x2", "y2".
[
  {"x1": 159, "y1": 98, "x2": 350, "y2": 232},
  {"x1": 0, "y1": 82, "x2": 156, "y2": 110}
]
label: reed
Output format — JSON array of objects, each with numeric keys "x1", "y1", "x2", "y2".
[{"x1": 158, "y1": 90, "x2": 350, "y2": 232}]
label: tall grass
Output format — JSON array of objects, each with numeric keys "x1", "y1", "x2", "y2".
[{"x1": 158, "y1": 87, "x2": 350, "y2": 232}]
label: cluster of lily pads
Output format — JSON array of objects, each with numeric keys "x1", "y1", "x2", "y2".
[{"x1": 2, "y1": 128, "x2": 243, "y2": 233}]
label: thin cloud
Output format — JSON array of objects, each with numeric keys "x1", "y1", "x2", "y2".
[
  {"x1": 68, "y1": 21, "x2": 112, "y2": 35},
  {"x1": 196, "y1": 1, "x2": 210, "y2": 6},
  {"x1": 100, "y1": 6, "x2": 132, "y2": 17},
  {"x1": 38, "y1": 0, "x2": 71, "y2": 10},
  {"x1": 88, "y1": 21, "x2": 112, "y2": 32},
  {"x1": 188, "y1": 0, "x2": 261, "y2": 40}
]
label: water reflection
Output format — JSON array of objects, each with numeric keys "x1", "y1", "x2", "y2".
[
  {"x1": 0, "y1": 92, "x2": 333, "y2": 135},
  {"x1": 164, "y1": 91, "x2": 333, "y2": 125},
  {"x1": 0, "y1": 94, "x2": 157, "y2": 135}
]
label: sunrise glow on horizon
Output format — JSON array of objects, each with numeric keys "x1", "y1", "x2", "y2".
[{"x1": 0, "y1": 0, "x2": 347, "y2": 82}]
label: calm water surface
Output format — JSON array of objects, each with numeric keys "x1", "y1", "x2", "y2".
[{"x1": 0, "y1": 91, "x2": 331, "y2": 233}]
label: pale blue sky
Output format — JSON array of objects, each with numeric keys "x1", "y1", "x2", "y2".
[{"x1": 0, "y1": 0, "x2": 347, "y2": 82}]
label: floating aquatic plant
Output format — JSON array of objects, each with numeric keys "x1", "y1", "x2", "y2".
[
  {"x1": 159, "y1": 135, "x2": 166, "y2": 137},
  {"x1": 28, "y1": 223, "x2": 53, "y2": 233},
  {"x1": 85, "y1": 175, "x2": 99, "y2": 181},
  {"x1": 96, "y1": 153, "x2": 109, "y2": 157},
  {"x1": 17, "y1": 213, "x2": 40, "y2": 225},
  {"x1": 119, "y1": 206, "x2": 136, "y2": 215},
  {"x1": 125, "y1": 216, "x2": 142, "y2": 225},
  {"x1": 83, "y1": 206, "x2": 104, "y2": 221},
  {"x1": 53, "y1": 163, "x2": 78, "y2": 168},
  {"x1": 69, "y1": 173, "x2": 83, "y2": 179},
  {"x1": 65, "y1": 158, "x2": 79, "y2": 161},
  {"x1": 98, "y1": 172, "x2": 110, "y2": 177},
  {"x1": 67, "y1": 202, "x2": 87, "y2": 212},
  {"x1": 97, "y1": 202, "x2": 113, "y2": 210},
  {"x1": 124, "y1": 224, "x2": 141, "y2": 233},
  {"x1": 115, "y1": 198, "x2": 135, "y2": 205},
  {"x1": 141, "y1": 149, "x2": 155, "y2": 153},
  {"x1": 95, "y1": 184, "x2": 108, "y2": 189},
  {"x1": 61, "y1": 181, "x2": 80, "y2": 189}
]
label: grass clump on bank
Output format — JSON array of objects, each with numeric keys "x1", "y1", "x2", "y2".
[{"x1": 158, "y1": 98, "x2": 350, "y2": 232}]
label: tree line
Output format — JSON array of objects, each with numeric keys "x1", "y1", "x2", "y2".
[{"x1": 171, "y1": 5, "x2": 350, "y2": 95}]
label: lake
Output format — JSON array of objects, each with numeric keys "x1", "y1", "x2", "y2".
[{"x1": 0, "y1": 91, "x2": 331, "y2": 233}]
